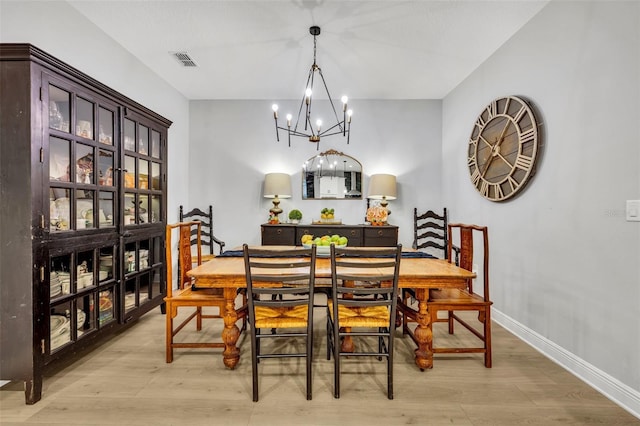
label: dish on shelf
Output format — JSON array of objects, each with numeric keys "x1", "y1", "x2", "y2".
[
  {"x1": 77, "y1": 309, "x2": 86, "y2": 329},
  {"x1": 50, "y1": 315, "x2": 69, "y2": 335},
  {"x1": 124, "y1": 293, "x2": 136, "y2": 310},
  {"x1": 50, "y1": 285, "x2": 62, "y2": 298}
]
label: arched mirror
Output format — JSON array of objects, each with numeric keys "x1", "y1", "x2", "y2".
[{"x1": 302, "y1": 149, "x2": 362, "y2": 199}]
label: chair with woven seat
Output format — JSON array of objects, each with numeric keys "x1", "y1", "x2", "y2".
[
  {"x1": 243, "y1": 244, "x2": 317, "y2": 402},
  {"x1": 427, "y1": 223, "x2": 492, "y2": 367},
  {"x1": 326, "y1": 244, "x2": 402, "y2": 399},
  {"x1": 164, "y1": 221, "x2": 234, "y2": 363}
]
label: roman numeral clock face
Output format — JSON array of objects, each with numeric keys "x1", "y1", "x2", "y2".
[{"x1": 468, "y1": 96, "x2": 540, "y2": 201}]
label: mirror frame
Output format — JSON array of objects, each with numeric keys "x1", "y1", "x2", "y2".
[{"x1": 302, "y1": 149, "x2": 362, "y2": 200}]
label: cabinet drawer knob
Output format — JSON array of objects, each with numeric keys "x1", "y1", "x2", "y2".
[
  {"x1": 276, "y1": 229, "x2": 282, "y2": 235},
  {"x1": 377, "y1": 230, "x2": 384, "y2": 236}
]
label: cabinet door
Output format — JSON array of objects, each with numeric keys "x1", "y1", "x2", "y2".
[
  {"x1": 363, "y1": 226, "x2": 398, "y2": 247},
  {"x1": 122, "y1": 235, "x2": 164, "y2": 319},
  {"x1": 45, "y1": 77, "x2": 120, "y2": 235},
  {"x1": 47, "y1": 240, "x2": 118, "y2": 357},
  {"x1": 261, "y1": 225, "x2": 295, "y2": 245},
  {"x1": 122, "y1": 112, "x2": 166, "y2": 227}
]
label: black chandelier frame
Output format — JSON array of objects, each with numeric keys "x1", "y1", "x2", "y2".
[{"x1": 272, "y1": 26, "x2": 352, "y2": 149}]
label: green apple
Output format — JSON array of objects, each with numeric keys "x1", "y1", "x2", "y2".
[
  {"x1": 331, "y1": 234, "x2": 340, "y2": 242},
  {"x1": 313, "y1": 237, "x2": 321, "y2": 245},
  {"x1": 338, "y1": 236, "x2": 348, "y2": 246}
]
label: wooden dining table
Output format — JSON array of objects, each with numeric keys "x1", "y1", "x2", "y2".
[{"x1": 187, "y1": 246, "x2": 475, "y2": 371}]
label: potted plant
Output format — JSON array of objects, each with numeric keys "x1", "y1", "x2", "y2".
[{"x1": 288, "y1": 209, "x2": 303, "y2": 224}]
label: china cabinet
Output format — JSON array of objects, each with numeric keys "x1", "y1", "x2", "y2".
[{"x1": 0, "y1": 44, "x2": 171, "y2": 404}]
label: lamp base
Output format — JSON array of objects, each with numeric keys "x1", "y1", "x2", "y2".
[
  {"x1": 269, "y1": 197, "x2": 283, "y2": 221},
  {"x1": 380, "y1": 197, "x2": 391, "y2": 216}
]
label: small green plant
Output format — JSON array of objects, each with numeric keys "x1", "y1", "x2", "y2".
[{"x1": 288, "y1": 209, "x2": 303, "y2": 221}]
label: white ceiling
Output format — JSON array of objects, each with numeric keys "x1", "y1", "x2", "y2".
[{"x1": 69, "y1": 0, "x2": 549, "y2": 100}]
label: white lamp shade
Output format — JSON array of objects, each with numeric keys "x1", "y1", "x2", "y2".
[
  {"x1": 263, "y1": 173, "x2": 292, "y2": 198},
  {"x1": 368, "y1": 174, "x2": 397, "y2": 200}
]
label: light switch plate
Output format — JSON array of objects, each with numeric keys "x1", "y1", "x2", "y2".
[{"x1": 626, "y1": 200, "x2": 640, "y2": 222}]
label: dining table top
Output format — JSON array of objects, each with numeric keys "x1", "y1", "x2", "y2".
[{"x1": 187, "y1": 246, "x2": 476, "y2": 289}]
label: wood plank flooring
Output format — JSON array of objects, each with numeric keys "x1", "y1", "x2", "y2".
[{"x1": 1, "y1": 305, "x2": 638, "y2": 425}]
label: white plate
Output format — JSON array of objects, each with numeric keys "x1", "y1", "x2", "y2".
[
  {"x1": 302, "y1": 243, "x2": 347, "y2": 257},
  {"x1": 77, "y1": 309, "x2": 86, "y2": 329},
  {"x1": 50, "y1": 315, "x2": 68, "y2": 333}
]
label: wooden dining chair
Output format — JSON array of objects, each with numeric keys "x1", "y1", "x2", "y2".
[
  {"x1": 243, "y1": 244, "x2": 317, "y2": 402},
  {"x1": 403, "y1": 207, "x2": 458, "y2": 332},
  {"x1": 428, "y1": 223, "x2": 492, "y2": 367},
  {"x1": 164, "y1": 221, "x2": 232, "y2": 363},
  {"x1": 179, "y1": 205, "x2": 226, "y2": 262},
  {"x1": 326, "y1": 244, "x2": 402, "y2": 399}
]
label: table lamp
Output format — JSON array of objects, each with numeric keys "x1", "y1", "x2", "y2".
[
  {"x1": 263, "y1": 172, "x2": 292, "y2": 222},
  {"x1": 368, "y1": 174, "x2": 397, "y2": 215}
]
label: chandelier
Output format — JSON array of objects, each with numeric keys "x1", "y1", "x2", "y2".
[{"x1": 271, "y1": 26, "x2": 352, "y2": 149}]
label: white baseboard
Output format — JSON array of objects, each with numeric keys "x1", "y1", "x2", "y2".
[{"x1": 492, "y1": 309, "x2": 640, "y2": 420}]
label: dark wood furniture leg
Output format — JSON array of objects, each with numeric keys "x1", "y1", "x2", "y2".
[{"x1": 24, "y1": 376, "x2": 42, "y2": 405}]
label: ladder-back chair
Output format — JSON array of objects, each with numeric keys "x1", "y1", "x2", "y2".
[
  {"x1": 326, "y1": 244, "x2": 402, "y2": 399},
  {"x1": 179, "y1": 205, "x2": 226, "y2": 262},
  {"x1": 243, "y1": 244, "x2": 317, "y2": 401}
]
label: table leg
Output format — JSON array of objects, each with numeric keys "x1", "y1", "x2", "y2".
[
  {"x1": 222, "y1": 287, "x2": 241, "y2": 369},
  {"x1": 412, "y1": 288, "x2": 433, "y2": 370}
]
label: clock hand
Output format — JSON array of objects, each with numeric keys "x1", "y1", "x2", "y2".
[
  {"x1": 494, "y1": 118, "x2": 511, "y2": 149},
  {"x1": 481, "y1": 119, "x2": 512, "y2": 177},
  {"x1": 479, "y1": 134, "x2": 493, "y2": 149},
  {"x1": 480, "y1": 149, "x2": 495, "y2": 177}
]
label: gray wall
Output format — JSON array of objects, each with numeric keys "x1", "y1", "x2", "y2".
[
  {"x1": 443, "y1": 0, "x2": 640, "y2": 413},
  {"x1": 188, "y1": 99, "x2": 442, "y2": 248}
]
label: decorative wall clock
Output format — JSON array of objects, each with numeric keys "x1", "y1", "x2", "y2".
[{"x1": 467, "y1": 95, "x2": 541, "y2": 201}]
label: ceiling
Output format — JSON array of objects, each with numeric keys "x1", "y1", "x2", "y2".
[{"x1": 68, "y1": 0, "x2": 549, "y2": 101}]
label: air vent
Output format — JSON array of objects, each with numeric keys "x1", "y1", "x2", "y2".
[{"x1": 171, "y1": 51, "x2": 197, "y2": 67}]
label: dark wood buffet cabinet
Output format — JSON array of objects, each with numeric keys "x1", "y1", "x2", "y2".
[
  {"x1": 261, "y1": 223, "x2": 399, "y2": 247},
  {"x1": 0, "y1": 44, "x2": 171, "y2": 404}
]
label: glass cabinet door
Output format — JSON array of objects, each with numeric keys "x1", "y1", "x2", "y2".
[
  {"x1": 48, "y1": 241, "x2": 117, "y2": 355},
  {"x1": 122, "y1": 113, "x2": 165, "y2": 227},
  {"x1": 46, "y1": 80, "x2": 118, "y2": 234},
  {"x1": 122, "y1": 236, "x2": 163, "y2": 314}
]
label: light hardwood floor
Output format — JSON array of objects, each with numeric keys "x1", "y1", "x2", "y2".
[{"x1": 1, "y1": 304, "x2": 638, "y2": 425}]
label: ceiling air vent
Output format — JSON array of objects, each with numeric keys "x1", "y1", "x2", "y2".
[{"x1": 171, "y1": 51, "x2": 197, "y2": 67}]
